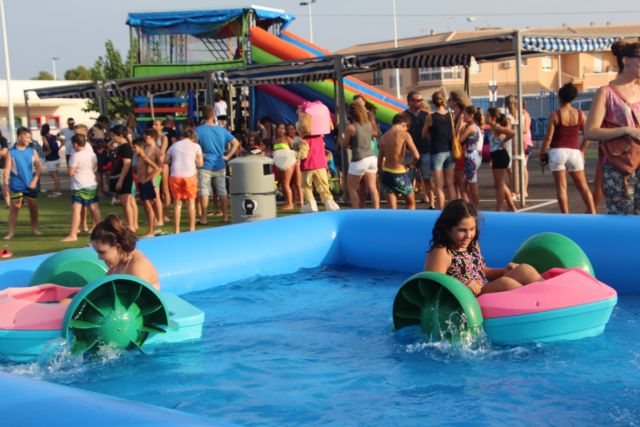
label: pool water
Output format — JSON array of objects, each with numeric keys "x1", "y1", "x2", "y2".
[{"x1": 2, "y1": 266, "x2": 640, "y2": 426}]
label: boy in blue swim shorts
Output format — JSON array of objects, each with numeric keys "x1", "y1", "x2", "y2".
[{"x1": 377, "y1": 113, "x2": 420, "y2": 209}]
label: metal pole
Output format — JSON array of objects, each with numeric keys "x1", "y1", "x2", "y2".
[
  {"x1": 334, "y1": 55, "x2": 349, "y2": 200},
  {"x1": 0, "y1": 0, "x2": 15, "y2": 144},
  {"x1": 392, "y1": 0, "x2": 401, "y2": 99},
  {"x1": 23, "y1": 90, "x2": 30, "y2": 134},
  {"x1": 51, "y1": 57, "x2": 59, "y2": 80},
  {"x1": 308, "y1": 2, "x2": 314, "y2": 43},
  {"x1": 558, "y1": 54, "x2": 562, "y2": 90},
  {"x1": 514, "y1": 31, "x2": 526, "y2": 208}
]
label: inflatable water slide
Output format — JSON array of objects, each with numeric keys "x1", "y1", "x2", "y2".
[{"x1": 251, "y1": 27, "x2": 407, "y2": 132}]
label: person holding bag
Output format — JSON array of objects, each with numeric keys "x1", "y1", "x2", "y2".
[{"x1": 585, "y1": 38, "x2": 640, "y2": 215}]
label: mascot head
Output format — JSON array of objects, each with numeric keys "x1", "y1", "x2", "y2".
[{"x1": 296, "y1": 100, "x2": 331, "y2": 137}]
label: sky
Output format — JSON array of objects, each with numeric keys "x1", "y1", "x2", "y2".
[{"x1": 2, "y1": 0, "x2": 640, "y2": 79}]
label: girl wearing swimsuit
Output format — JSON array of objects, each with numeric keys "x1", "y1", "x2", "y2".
[
  {"x1": 91, "y1": 214, "x2": 160, "y2": 290},
  {"x1": 424, "y1": 200, "x2": 542, "y2": 296}
]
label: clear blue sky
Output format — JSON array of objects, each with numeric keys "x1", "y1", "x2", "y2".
[{"x1": 3, "y1": 0, "x2": 640, "y2": 79}]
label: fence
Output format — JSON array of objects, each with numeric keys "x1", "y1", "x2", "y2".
[{"x1": 472, "y1": 91, "x2": 595, "y2": 140}]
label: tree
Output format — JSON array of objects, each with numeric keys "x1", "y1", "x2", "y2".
[
  {"x1": 31, "y1": 71, "x2": 53, "y2": 80},
  {"x1": 86, "y1": 39, "x2": 137, "y2": 119},
  {"x1": 64, "y1": 65, "x2": 92, "y2": 81}
]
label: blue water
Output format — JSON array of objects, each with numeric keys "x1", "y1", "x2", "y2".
[{"x1": 2, "y1": 266, "x2": 640, "y2": 426}]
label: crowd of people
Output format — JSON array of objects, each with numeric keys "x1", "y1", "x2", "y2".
[{"x1": 0, "y1": 39, "x2": 638, "y2": 245}]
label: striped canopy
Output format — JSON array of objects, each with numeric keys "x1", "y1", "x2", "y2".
[
  {"x1": 28, "y1": 71, "x2": 228, "y2": 100},
  {"x1": 30, "y1": 82, "x2": 100, "y2": 100},
  {"x1": 521, "y1": 36, "x2": 619, "y2": 53}
]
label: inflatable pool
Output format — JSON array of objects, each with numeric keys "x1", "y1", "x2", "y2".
[{"x1": 0, "y1": 210, "x2": 637, "y2": 426}]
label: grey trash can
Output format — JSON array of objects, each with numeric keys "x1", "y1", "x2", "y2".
[{"x1": 229, "y1": 156, "x2": 277, "y2": 224}]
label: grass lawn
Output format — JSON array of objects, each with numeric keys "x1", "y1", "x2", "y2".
[{"x1": 0, "y1": 190, "x2": 299, "y2": 261}]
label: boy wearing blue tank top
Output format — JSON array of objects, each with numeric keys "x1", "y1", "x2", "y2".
[{"x1": 3, "y1": 127, "x2": 41, "y2": 240}]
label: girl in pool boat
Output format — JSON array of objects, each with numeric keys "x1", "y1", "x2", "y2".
[
  {"x1": 90, "y1": 214, "x2": 160, "y2": 290},
  {"x1": 424, "y1": 199, "x2": 543, "y2": 296}
]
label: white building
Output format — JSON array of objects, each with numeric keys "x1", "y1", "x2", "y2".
[{"x1": 0, "y1": 80, "x2": 96, "y2": 140}]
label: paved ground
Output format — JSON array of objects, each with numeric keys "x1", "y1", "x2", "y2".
[{"x1": 40, "y1": 146, "x2": 604, "y2": 215}]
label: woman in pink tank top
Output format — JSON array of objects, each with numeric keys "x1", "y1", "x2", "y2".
[
  {"x1": 539, "y1": 83, "x2": 595, "y2": 214},
  {"x1": 585, "y1": 39, "x2": 640, "y2": 215}
]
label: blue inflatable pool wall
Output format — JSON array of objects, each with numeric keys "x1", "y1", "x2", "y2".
[{"x1": 0, "y1": 210, "x2": 637, "y2": 425}]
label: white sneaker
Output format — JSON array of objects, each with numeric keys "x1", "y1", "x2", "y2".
[
  {"x1": 300, "y1": 199, "x2": 318, "y2": 213},
  {"x1": 325, "y1": 199, "x2": 340, "y2": 211}
]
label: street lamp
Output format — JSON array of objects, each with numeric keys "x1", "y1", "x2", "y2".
[
  {"x1": 391, "y1": 0, "x2": 401, "y2": 98},
  {"x1": 466, "y1": 16, "x2": 492, "y2": 28},
  {"x1": 51, "y1": 57, "x2": 59, "y2": 80},
  {"x1": 0, "y1": 0, "x2": 15, "y2": 144},
  {"x1": 299, "y1": 0, "x2": 316, "y2": 44}
]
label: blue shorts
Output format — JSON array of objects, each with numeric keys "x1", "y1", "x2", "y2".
[
  {"x1": 10, "y1": 189, "x2": 38, "y2": 200},
  {"x1": 139, "y1": 180, "x2": 156, "y2": 202},
  {"x1": 431, "y1": 151, "x2": 455, "y2": 171},
  {"x1": 417, "y1": 154, "x2": 431, "y2": 180},
  {"x1": 381, "y1": 170, "x2": 414, "y2": 196}
]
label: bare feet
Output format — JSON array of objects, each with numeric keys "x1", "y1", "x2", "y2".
[
  {"x1": 3, "y1": 233, "x2": 13, "y2": 240},
  {"x1": 60, "y1": 236, "x2": 78, "y2": 242},
  {"x1": 140, "y1": 233, "x2": 154, "y2": 238},
  {"x1": 32, "y1": 229, "x2": 42, "y2": 236},
  {"x1": 281, "y1": 204, "x2": 294, "y2": 211}
]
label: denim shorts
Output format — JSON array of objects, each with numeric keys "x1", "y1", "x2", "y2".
[
  {"x1": 417, "y1": 154, "x2": 431, "y2": 180},
  {"x1": 198, "y1": 168, "x2": 227, "y2": 197},
  {"x1": 430, "y1": 151, "x2": 454, "y2": 171}
]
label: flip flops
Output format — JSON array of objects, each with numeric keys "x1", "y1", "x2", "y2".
[{"x1": 0, "y1": 248, "x2": 13, "y2": 258}]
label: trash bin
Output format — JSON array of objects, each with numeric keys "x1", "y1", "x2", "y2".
[{"x1": 229, "y1": 156, "x2": 277, "y2": 224}]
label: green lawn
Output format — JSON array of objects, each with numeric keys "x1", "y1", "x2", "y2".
[{"x1": 0, "y1": 192, "x2": 299, "y2": 261}]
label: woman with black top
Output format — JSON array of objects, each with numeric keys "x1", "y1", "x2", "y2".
[
  {"x1": 427, "y1": 90, "x2": 456, "y2": 210},
  {"x1": 109, "y1": 125, "x2": 135, "y2": 232},
  {"x1": 41, "y1": 124, "x2": 62, "y2": 196}
]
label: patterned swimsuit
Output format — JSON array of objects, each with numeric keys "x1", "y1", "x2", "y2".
[{"x1": 446, "y1": 245, "x2": 489, "y2": 286}]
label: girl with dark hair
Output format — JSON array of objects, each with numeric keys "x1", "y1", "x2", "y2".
[
  {"x1": 487, "y1": 108, "x2": 517, "y2": 212},
  {"x1": 585, "y1": 38, "x2": 640, "y2": 214},
  {"x1": 109, "y1": 125, "x2": 135, "y2": 232},
  {"x1": 41, "y1": 124, "x2": 62, "y2": 196},
  {"x1": 424, "y1": 199, "x2": 542, "y2": 296},
  {"x1": 539, "y1": 82, "x2": 595, "y2": 214},
  {"x1": 457, "y1": 106, "x2": 484, "y2": 208},
  {"x1": 90, "y1": 214, "x2": 159, "y2": 290}
]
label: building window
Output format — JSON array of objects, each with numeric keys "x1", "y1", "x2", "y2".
[
  {"x1": 389, "y1": 73, "x2": 403, "y2": 88},
  {"x1": 29, "y1": 117, "x2": 42, "y2": 130},
  {"x1": 45, "y1": 116, "x2": 60, "y2": 129},
  {"x1": 593, "y1": 54, "x2": 603, "y2": 73},
  {"x1": 418, "y1": 66, "x2": 462, "y2": 82},
  {"x1": 372, "y1": 69, "x2": 383, "y2": 86},
  {"x1": 541, "y1": 56, "x2": 553, "y2": 71}
]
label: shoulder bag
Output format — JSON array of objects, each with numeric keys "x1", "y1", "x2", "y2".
[{"x1": 601, "y1": 86, "x2": 640, "y2": 175}]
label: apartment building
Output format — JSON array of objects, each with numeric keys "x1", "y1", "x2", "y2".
[{"x1": 337, "y1": 23, "x2": 639, "y2": 101}]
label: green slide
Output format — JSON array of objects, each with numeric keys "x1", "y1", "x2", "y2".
[
  {"x1": 61, "y1": 274, "x2": 169, "y2": 355},
  {"x1": 392, "y1": 272, "x2": 484, "y2": 340}
]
